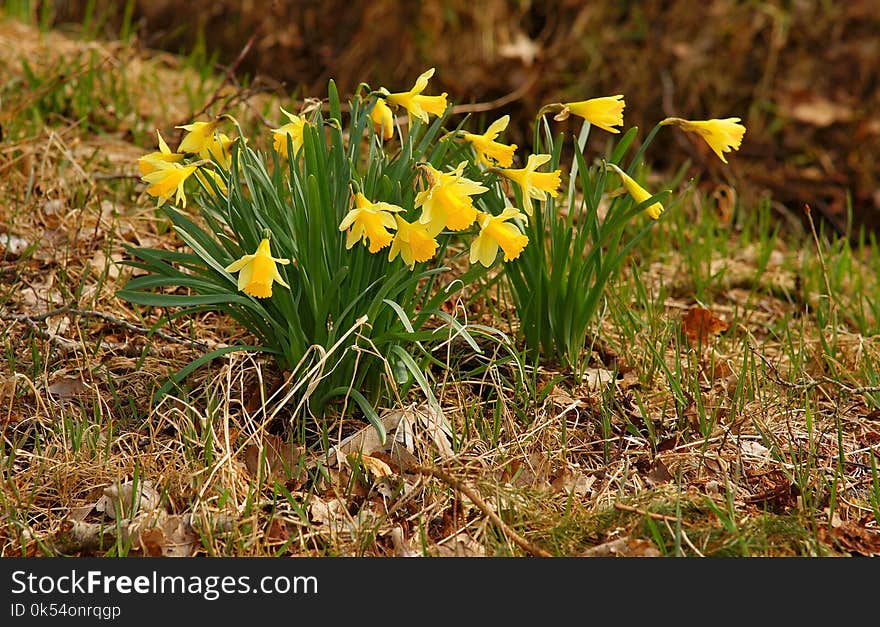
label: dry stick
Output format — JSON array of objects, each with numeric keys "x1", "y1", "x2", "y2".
[
  {"x1": 412, "y1": 465, "x2": 553, "y2": 558},
  {"x1": 613, "y1": 502, "x2": 682, "y2": 524},
  {"x1": 180, "y1": 32, "x2": 259, "y2": 128}
]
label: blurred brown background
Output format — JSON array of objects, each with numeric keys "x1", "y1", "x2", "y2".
[{"x1": 49, "y1": 0, "x2": 880, "y2": 236}]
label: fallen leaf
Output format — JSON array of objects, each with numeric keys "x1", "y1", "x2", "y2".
[
  {"x1": 0, "y1": 233, "x2": 29, "y2": 257},
  {"x1": 498, "y1": 31, "x2": 540, "y2": 66},
  {"x1": 95, "y1": 480, "x2": 160, "y2": 521},
  {"x1": 788, "y1": 96, "x2": 853, "y2": 127},
  {"x1": 682, "y1": 307, "x2": 729, "y2": 344},
  {"x1": 818, "y1": 521, "x2": 880, "y2": 557},
  {"x1": 356, "y1": 454, "x2": 393, "y2": 480},
  {"x1": 581, "y1": 368, "x2": 617, "y2": 391},
  {"x1": 645, "y1": 459, "x2": 674, "y2": 486},
  {"x1": 550, "y1": 468, "x2": 595, "y2": 496},
  {"x1": 580, "y1": 537, "x2": 662, "y2": 557},
  {"x1": 243, "y1": 433, "x2": 305, "y2": 484},
  {"x1": 46, "y1": 375, "x2": 90, "y2": 400}
]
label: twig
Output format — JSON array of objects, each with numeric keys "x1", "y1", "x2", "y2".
[
  {"x1": 613, "y1": 502, "x2": 682, "y2": 523},
  {"x1": 747, "y1": 342, "x2": 880, "y2": 396},
  {"x1": 412, "y1": 465, "x2": 553, "y2": 557},
  {"x1": 181, "y1": 32, "x2": 258, "y2": 127},
  {"x1": 450, "y1": 73, "x2": 539, "y2": 115}
]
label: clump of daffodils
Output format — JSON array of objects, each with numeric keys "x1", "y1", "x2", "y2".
[{"x1": 126, "y1": 68, "x2": 745, "y2": 420}]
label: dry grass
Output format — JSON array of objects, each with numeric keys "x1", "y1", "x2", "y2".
[{"x1": 1, "y1": 15, "x2": 879, "y2": 558}]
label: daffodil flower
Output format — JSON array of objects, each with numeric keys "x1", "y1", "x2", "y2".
[
  {"x1": 461, "y1": 115, "x2": 517, "y2": 167},
  {"x1": 339, "y1": 192, "x2": 402, "y2": 253},
  {"x1": 271, "y1": 107, "x2": 308, "y2": 158},
  {"x1": 469, "y1": 208, "x2": 529, "y2": 267},
  {"x1": 142, "y1": 160, "x2": 198, "y2": 208},
  {"x1": 224, "y1": 238, "x2": 290, "y2": 299},
  {"x1": 388, "y1": 215, "x2": 438, "y2": 269},
  {"x1": 195, "y1": 168, "x2": 228, "y2": 197},
  {"x1": 200, "y1": 132, "x2": 234, "y2": 167},
  {"x1": 385, "y1": 68, "x2": 448, "y2": 124},
  {"x1": 370, "y1": 98, "x2": 394, "y2": 141},
  {"x1": 660, "y1": 117, "x2": 746, "y2": 163},
  {"x1": 606, "y1": 163, "x2": 663, "y2": 219},
  {"x1": 557, "y1": 95, "x2": 626, "y2": 133},
  {"x1": 137, "y1": 130, "x2": 183, "y2": 176},
  {"x1": 495, "y1": 154, "x2": 562, "y2": 215},
  {"x1": 415, "y1": 162, "x2": 488, "y2": 233},
  {"x1": 176, "y1": 120, "x2": 222, "y2": 155}
]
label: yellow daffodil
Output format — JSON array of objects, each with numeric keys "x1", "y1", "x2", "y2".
[
  {"x1": 388, "y1": 215, "x2": 438, "y2": 268},
  {"x1": 385, "y1": 68, "x2": 448, "y2": 124},
  {"x1": 461, "y1": 115, "x2": 517, "y2": 167},
  {"x1": 339, "y1": 192, "x2": 402, "y2": 253},
  {"x1": 660, "y1": 117, "x2": 746, "y2": 163},
  {"x1": 606, "y1": 163, "x2": 663, "y2": 219},
  {"x1": 224, "y1": 238, "x2": 290, "y2": 299},
  {"x1": 370, "y1": 98, "x2": 394, "y2": 141},
  {"x1": 195, "y1": 168, "x2": 228, "y2": 197},
  {"x1": 415, "y1": 161, "x2": 488, "y2": 233},
  {"x1": 496, "y1": 154, "x2": 562, "y2": 214},
  {"x1": 558, "y1": 95, "x2": 626, "y2": 133},
  {"x1": 142, "y1": 160, "x2": 197, "y2": 208},
  {"x1": 271, "y1": 107, "x2": 308, "y2": 158},
  {"x1": 137, "y1": 130, "x2": 183, "y2": 176},
  {"x1": 200, "y1": 132, "x2": 234, "y2": 167},
  {"x1": 176, "y1": 119, "x2": 222, "y2": 155},
  {"x1": 469, "y1": 208, "x2": 529, "y2": 267}
]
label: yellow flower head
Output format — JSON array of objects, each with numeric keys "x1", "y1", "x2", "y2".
[
  {"x1": 195, "y1": 168, "x2": 228, "y2": 197},
  {"x1": 224, "y1": 238, "x2": 290, "y2": 299},
  {"x1": 559, "y1": 95, "x2": 626, "y2": 134},
  {"x1": 200, "y1": 132, "x2": 235, "y2": 167},
  {"x1": 469, "y1": 208, "x2": 529, "y2": 267},
  {"x1": 461, "y1": 115, "x2": 518, "y2": 167},
  {"x1": 661, "y1": 117, "x2": 746, "y2": 164},
  {"x1": 606, "y1": 163, "x2": 663, "y2": 220},
  {"x1": 385, "y1": 68, "x2": 448, "y2": 124},
  {"x1": 142, "y1": 160, "x2": 198, "y2": 208},
  {"x1": 271, "y1": 107, "x2": 308, "y2": 158},
  {"x1": 339, "y1": 192, "x2": 402, "y2": 253},
  {"x1": 370, "y1": 98, "x2": 394, "y2": 141},
  {"x1": 137, "y1": 130, "x2": 183, "y2": 176},
  {"x1": 176, "y1": 119, "x2": 222, "y2": 155},
  {"x1": 388, "y1": 215, "x2": 438, "y2": 269},
  {"x1": 496, "y1": 154, "x2": 562, "y2": 215},
  {"x1": 415, "y1": 161, "x2": 488, "y2": 233}
]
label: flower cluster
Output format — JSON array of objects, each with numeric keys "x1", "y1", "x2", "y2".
[{"x1": 138, "y1": 69, "x2": 746, "y2": 301}]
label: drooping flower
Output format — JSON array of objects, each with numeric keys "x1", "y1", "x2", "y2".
[
  {"x1": 660, "y1": 117, "x2": 746, "y2": 163},
  {"x1": 200, "y1": 132, "x2": 234, "y2": 167},
  {"x1": 385, "y1": 68, "x2": 448, "y2": 124},
  {"x1": 271, "y1": 107, "x2": 308, "y2": 158},
  {"x1": 224, "y1": 238, "x2": 290, "y2": 299},
  {"x1": 606, "y1": 163, "x2": 663, "y2": 220},
  {"x1": 370, "y1": 98, "x2": 394, "y2": 141},
  {"x1": 176, "y1": 119, "x2": 222, "y2": 155},
  {"x1": 137, "y1": 130, "x2": 183, "y2": 176},
  {"x1": 415, "y1": 162, "x2": 488, "y2": 233},
  {"x1": 142, "y1": 160, "x2": 198, "y2": 208},
  {"x1": 388, "y1": 215, "x2": 438, "y2": 269},
  {"x1": 495, "y1": 154, "x2": 562, "y2": 214},
  {"x1": 461, "y1": 115, "x2": 517, "y2": 167},
  {"x1": 469, "y1": 208, "x2": 529, "y2": 267},
  {"x1": 195, "y1": 168, "x2": 228, "y2": 197},
  {"x1": 558, "y1": 95, "x2": 626, "y2": 133},
  {"x1": 338, "y1": 192, "x2": 402, "y2": 253}
]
